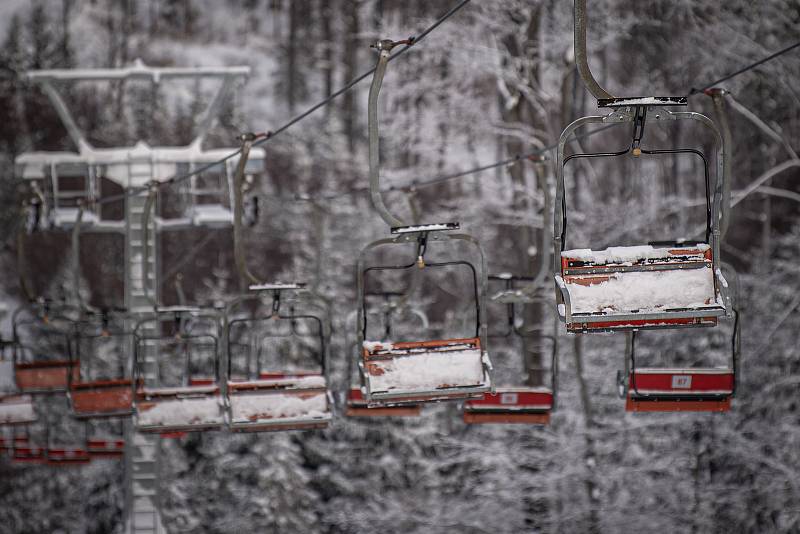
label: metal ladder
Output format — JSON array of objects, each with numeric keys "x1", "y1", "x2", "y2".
[{"x1": 125, "y1": 156, "x2": 165, "y2": 534}]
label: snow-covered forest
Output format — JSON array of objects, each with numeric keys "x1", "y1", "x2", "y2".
[{"x1": 0, "y1": 0, "x2": 799, "y2": 532}]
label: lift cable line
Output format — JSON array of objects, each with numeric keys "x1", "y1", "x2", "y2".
[
  {"x1": 72, "y1": 0, "x2": 472, "y2": 211},
  {"x1": 261, "y1": 39, "x2": 800, "y2": 205}
]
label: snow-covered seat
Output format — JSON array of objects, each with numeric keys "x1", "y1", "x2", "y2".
[
  {"x1": 625, "y1": 368, "x2": 733, "y2": 412},
  {"x1": 0, "y1": 395, "x2": 37, "y2": 425},
  {"x1": 463, "y1": 387, "x2": 552, "y2": 424},
  {"x1": 556, "y1": 244, "x2": 727, "y2": 332},
  {"x1": 227, "y1": 373, "x2": 332, "y2": 432},
  {"x1": 135, "y1": 385, "x2": 225, "y2": 433},
  {"x1": 361, "y1": 338, "x2": 492, "y2": 406}
]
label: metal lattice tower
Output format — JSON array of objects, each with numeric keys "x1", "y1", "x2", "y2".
[{"x1": 14, "y1": 61, "x2": 265, "y2": 534}]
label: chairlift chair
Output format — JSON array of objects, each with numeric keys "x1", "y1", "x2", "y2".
[
  {"x1": 553, "y1": 98, "x2": 731, "y2": 333},
  {"x1": 357, "y1": 40, "x2": 492, "y2": 407},
  {"x1": 617, "y1": 308, "x2": 739, "y2": 412},
  {"x1": 0, "y1": 394, "x2": 37, "y2": 426},
  {"x1": 225, "y1": 285, "x2": 333, "y2": 432},
  {"x1": 464, "y1": 276, "x2": 556, "y2": 424},
  {"x1": 345, "y1": 292, "x2": 424, "y2": 417},
  {"x1": 68, "y1": 311, "x2": 135, "y2": 418},
  {"x1": 133, "y1": 308, "x2": 225, "y2": 434},
  {"x1": 11, "y1": 305, "x2": 79, "y2": 393}
]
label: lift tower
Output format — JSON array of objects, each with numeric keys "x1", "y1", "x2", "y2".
[{"x1": 14, "y1": 60, "x2": 265, "y2": 534}]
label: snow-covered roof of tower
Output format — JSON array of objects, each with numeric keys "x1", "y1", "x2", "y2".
[
  {"x1": 15, "y1": 141, "x2": 265, "y2": 174},
  {"x1": 28, "y1": 59, "x2": 251, "y2": 83}
]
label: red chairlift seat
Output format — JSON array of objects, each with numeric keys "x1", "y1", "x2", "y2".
[
  {"x1": 15, "y1": 359, "x2": 79, "y2": 393},
  {"x1": 12, "y1": 307, "x2": 79, "y2": 393},
  {"x1": 557, "y1": 244, "x2": 726, "y2": 332},
  {"x1": 87, "y1": 437, "x2": 125, "y2": 459},
  {"x1": 46, "y1": 446, "x2": 91, "y2": 465},
  {"x1": 69, "y1": 319, "x2": 136, "y2": 418},
  {"x1": 625, "y1": 368, "x2": 733, "y2": 412},
  {"x1": 619, "y1": 311, "x2": 739, "y2": 413},
  {"x1": 361, "y1": 337, "x2": 491, "y2": 406},
  {"x1": 464, "y1": 388, "x2": 553, "y2": 424},
  {"x1": 0, "y1": 394, "x2": 37, "y2": 425},
  {"x1": 70, "y1": 378, "x2": 135, "y2": 418}
]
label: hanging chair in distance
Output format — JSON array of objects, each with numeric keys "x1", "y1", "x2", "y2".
[
  {"x1": 346, "y1": 292, "x2": 424, "y2": 417},
  {"x1": 617, "y1": 307, "x2": 739, "y2": 413},
  {"x1": 133, "y1": 308, "x2": 225, "y2": 434},
  {"x1": 68, "y1": 311, "x2": 135, "y2": 419},
  {"x1": 464, "y1": 275, "x2": 555, "y2": 424},
  {"x1": 553, "y1": 97, "x2": 731, "y2": 333},
  {"x1": 225, "y1": 284, "x2": 332, "y2": 432},
  {"x1": 11, "y1": 305, "x2": 80, "y2": 393},
  {"x1": 357, "y1": 39, "x2": 492, "y2": 407}
]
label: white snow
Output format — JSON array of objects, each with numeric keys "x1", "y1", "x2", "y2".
[
  {"x1": 229, "y1": 391, "x2": 329, "y2": 424},
  {"x1": 136, "y1": 397, "x2": 224, "y2": 428},
  {"x1": 363, "y1": 340, "x2": 393, "y2": 352},
  {"x1": 51, "y1": 207, "x2": 100, "y2": 227},
  {"x1": 188, "y1": 204, "x2": 233, "y2": 226},
  {"x1": 567, "y1": 268, "x2": 717, "y2": 314},
  {"x1": 0, "y1": 396, "x2": 36, "y2": 424},
  {"x1": 366, "y1": 348, "x2": 487, "y2": 393},
  {"x1": 607, "y1": 97, "x2": 684, "y2": 106},
  {"x1": 248, "y1": 282, "x2": 304, "y2": 291},
  {"x1": 392, "y1": 223, "x2": 457, "y2": 233},
  {"x1": 562, "y1": 244, "x2": 709, "y2": 265}
]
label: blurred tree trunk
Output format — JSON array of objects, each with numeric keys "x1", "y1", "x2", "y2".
[{"x1": 341, "y1": 0, "x2": 360, "y2": 154}]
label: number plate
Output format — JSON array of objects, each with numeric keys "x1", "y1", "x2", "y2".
[
  {"x1": 499, "y1": 393, "x2": 518, "y2": 405},
  {"x1": 671, "y1": 375, "x2": 692, "y2": 389}
]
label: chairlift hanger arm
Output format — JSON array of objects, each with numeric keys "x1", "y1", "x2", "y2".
[{"x1": 368, "y1": 40, "x2": 408, "y2": 229}]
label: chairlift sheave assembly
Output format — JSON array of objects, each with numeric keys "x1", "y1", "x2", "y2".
[{"x1": 356, "y1": 39, "x2": 492, "y2": 407}]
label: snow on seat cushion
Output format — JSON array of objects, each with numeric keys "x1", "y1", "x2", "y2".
[
  {"x1": 565, "y1": 268, "x2": 718, "y2": 314},
  {"x1": 229, "y1": 390, "x2": 330, "y2": 425},
  {"x1": 0, "y1": 395, "x2": 36, "y2": 424},
  {"x1": 136, "y1": 396, "x2": 224, "y2": 429},
  {"x1": 365, "y1": 347, "x2": 488, "y2": 395}
]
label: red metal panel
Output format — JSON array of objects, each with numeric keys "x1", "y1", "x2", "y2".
[
  {"x1": 626, "y1": 397, "x2": 731, "y2": 413},
  {"x1": 465, "y1": 390, "x2": 552, "y2": 409},
  {"x1": 345, "y1": 389, "x2": 421, "y2": 417},
  {"x1": 567, "y1": 316, "x2": 718, "y2": 332},
  {"x1": 15, "y1": 361, "x2": 79, "y2": 392},
  {"x1": 630, "y1": 371, "x2": 734, "y2": 393},
  {"x1": 71, "y1": 380, "x2": 133, "y2": 416},
  {"x1": 47, "y1": 447, "x2": 91, "y2": 465},
  {"x1": 463, "y1": 412, "x2": 550, "y2": 424}
]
